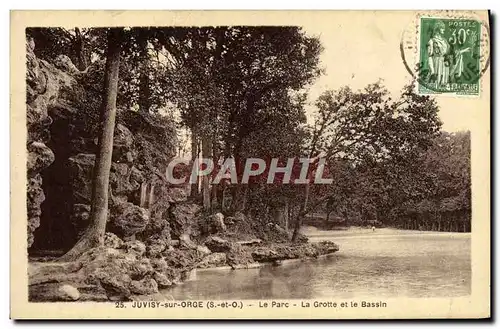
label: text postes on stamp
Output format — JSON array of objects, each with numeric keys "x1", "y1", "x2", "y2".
[{"x1": 418, "y1": 18, "x2": 481, "y2": 95}]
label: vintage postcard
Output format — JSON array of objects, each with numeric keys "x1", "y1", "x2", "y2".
[{"x1": 10, "y1": 10, "x2": 491, "y2": 319}]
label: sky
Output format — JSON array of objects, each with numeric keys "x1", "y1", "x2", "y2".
[{"x1": 300, "y1": 13, "x2": 476, "y2": 133}]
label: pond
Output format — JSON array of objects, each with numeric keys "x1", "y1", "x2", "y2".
[{"x1": 166, "y1": 228, "x2": 471, "y2": 300}]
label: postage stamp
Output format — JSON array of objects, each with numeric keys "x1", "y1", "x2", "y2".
[
  {"x1": 418, "y1": 17, "x2": 481, "y2": 95},
  {"x1": 400, "y1": 11, "x2": 490, "y2": 97}
]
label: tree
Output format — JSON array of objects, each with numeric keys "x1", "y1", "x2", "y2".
[
  {"x1": 291, "y1": 82, "x2": 442, "y2": 240},
  {"x1": 60, "y1": 28, "x2": 124, "y2": 261},
  {"x1": 166, "y1": 27, "x2": 323, "y2": 213},
  {"x1": 218, "y1": 27, "x2": 322, "y2": 213},
  {"x1": 391, "y1": 131, "x2": 471, "y2": 231},
  {"x1": 27, "y1": 27, "x2": 105, "y2": 72}
]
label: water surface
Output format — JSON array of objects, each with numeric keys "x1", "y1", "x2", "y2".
[{"x1": 166, "y1": 228, "x2": 471, "y2": 300}]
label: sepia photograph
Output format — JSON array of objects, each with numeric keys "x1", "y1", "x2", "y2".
[{"x1": 10, "y1": 10, "x2": 491, "y2": 319}]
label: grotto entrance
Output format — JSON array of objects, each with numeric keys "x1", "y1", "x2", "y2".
[{"x1": 29, "y1": 113, "x2": 78, "y2": 257}]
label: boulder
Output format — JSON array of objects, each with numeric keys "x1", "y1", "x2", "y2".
[
  {"x1": 27, "y1": 175, "x2": 45, "y2": 248},
  {"x1": 68, "y1": 153, "x2": 143, "y2": 220},
  {"x1": 181, "y1": 269, "x2": 197, "y2": 281},
  {"x1": 94, "y1": 273, "x2": 132, "y2": 299},
  {"x1": 140, "y1": 203, "x2": 171, "y2": 243},
  {"x1": 179, "y1": 233, "x2": 197, "y2": 249},
  {"x1": 58, "y1": 284, "x2": 80, "y2": 301},
  {"x1": 168, "y1": 203, "x2": 201, "y2": 239},
  {"x1": 79, "y1": 247, "x2": 155, "y2": 299},
  {"x1": 26, "y1": 39, "x2": 44, "y2": 101},
  {"x1": 251, "y1": 247, "x2": 281, "y2": 262},
  {"x1": 150, "y1": 258, "x2": 180, "y2": 283},
  {"x1": 196, "y1": 245, "x2": 212, "y2": 256},
  {"x1": 130, "y1": 166, "x2": 145, "y2": 184},
  {"x1": 26, "y1": 39, "x2": 76, "y2": 134},
  {"x1": 298, "y1": 244, "x2": 319, "y2": 258},
  {"x1": 110, "y1": 202, "x2": 149, "y2": 238},
  {"x1": 27, "y1": 141, "x2": 55, "y2": 176},
  {"x1": 85, "y1": 244, "x2": 154, "y2": 280},
  {"x1": 273, "y1": 245, "x2": 301, "y2": 259},
  {"x1": 112, "y1": 124, "x2": 134, "y2": 162},
  {"x1": 162, "y1": 247, "x2": 201, "y2": 271},
  {"x1": 226, "y1": 244, "x2": 256, "y2": 269},
  {"x1": 196, "y1": 252, "x2": 227, "y2": 269},
  {"x1": 153, "y1": 272, "x2": 172, "y2": 288},
  {"x1": 146, "y1": 237, "x2": 167, "y2": 257},
  {"x1": 109, "y1": 163, "x2": 140, "y2": 198},
  {"x1": 122, "y1": 240, "x2": 147, "y2": 257},
  {"x1": 104, "y1": 232, "x2": 124, "y2": 249},
  {"x1": 204, "y1": 236, "x2": 231, "y2": 253},
  {"x1": 130, "y1": 278, "x2": 158, "y2": 295},
  {"x1": 312, "y1": 241, "x2": 340, "y2": 255}
]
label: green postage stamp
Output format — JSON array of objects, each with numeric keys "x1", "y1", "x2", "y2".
[{"x1": 417, "y1": 17, "x2": 481, "y2": 95}]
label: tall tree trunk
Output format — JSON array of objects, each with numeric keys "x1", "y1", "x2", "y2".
[
  {"x1": 190, "y1": 127, "x2": 199, "y2": 199},
  {"x1": 138, "y1": 36, "x2": 151, "y2": 113},
  {"x1": 221, "y1": 185, "x2": 227, "y2": 212},
  {"x1": 201, "y1": 135, "x2": 212, "y2": 211},
  {"x1": 272, "y1": 203, "x2": 287, "y2": 227},
  {"x1": 211, "y1": 135, "x2": 218, "y2": 208},
  {"x1": 74, "y1": 27, "x2": 89, "y2": 71},
  {"x1": 241, "y1": 186, "x2": 248, "y2": 211},
  {"x1": 292, "y1": 184, "x2": 310, "y2": 242},
  {"x1": 291, "y1": 148, "x2": 318, "y2": 242},
  {"x1": 60, "y1": 28, "x2": 123, "y2": 261}
]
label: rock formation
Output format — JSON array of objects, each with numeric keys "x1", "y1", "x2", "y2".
[{"x1": 26, "y1": 37, "x2": 180, "y2": 252}]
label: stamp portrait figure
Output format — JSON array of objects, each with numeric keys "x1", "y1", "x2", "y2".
[
  {"x1": 425, "y1": 19, "x2": 475, "y2": 90},
  {"x1": 427, "y1": 20, "x2": 450, "y2": 86}
]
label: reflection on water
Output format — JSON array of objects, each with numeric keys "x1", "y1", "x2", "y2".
[{"x1": 166, "y1": 232, "x2": 471, "y2": 300}]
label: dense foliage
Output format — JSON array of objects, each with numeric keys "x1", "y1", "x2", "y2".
[{"x1": 29, "y1": 25, "x2": 471, "y2": 248}]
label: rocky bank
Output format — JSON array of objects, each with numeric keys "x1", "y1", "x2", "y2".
[{"x1": 29, "y1": 226, "x2": 339, "y2": 302}]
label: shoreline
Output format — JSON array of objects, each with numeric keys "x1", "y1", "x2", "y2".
[
  {"x1": 195, "y1": 251, "x2": 338, "y2": 274},
  {"x1": 28, "y1": 236, "x2": 340, "y2": 303}
]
